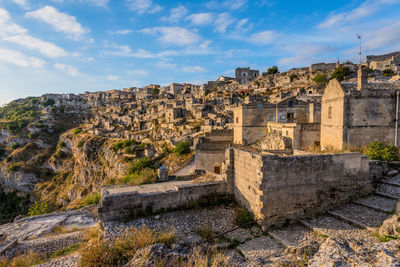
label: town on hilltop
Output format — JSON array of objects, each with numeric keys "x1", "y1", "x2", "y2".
[{"x1": 1, "y1": 51, "x2": 400, "y2": 266}]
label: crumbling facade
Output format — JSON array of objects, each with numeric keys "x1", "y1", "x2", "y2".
[
  {"x1": 367, "y1": 51, "x2": 400, "y2": 74},
  {"x1": 321, "y1": 68, "x2": 400, "y2": 150},
  {"x1": 235, "y1": 67, "x2": 260, "y2": 84}
]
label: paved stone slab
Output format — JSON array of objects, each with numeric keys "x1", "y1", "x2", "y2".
[
  {"x1": 268, "y1": 223, "x2": 324, "y2": 248},
  {"x1": 376, "y1": 183, "x2": 400, "y2": 198},
  {"x1": 354, "y1": 194, "x2": 397, "y2": 213},
  {"x1": 302, "y1": 215, "x2": 375, "y2": 241},
  {"x1": 331, "y1": 203, "x2": 388, "y2": 229}
]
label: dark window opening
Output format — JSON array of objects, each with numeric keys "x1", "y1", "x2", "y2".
[
  {"x1": 287, "y1": 113, "x2": 294, "y2": 122},
  {"x1": 214, "y1": 166, "x2": 221, "y2": 174}
]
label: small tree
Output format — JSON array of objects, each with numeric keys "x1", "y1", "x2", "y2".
[
  {"x1": 173, "y1": 141, "x2": 191, "y2": 155},
  {"x1": 331, "y1": 66, "x2": 351, "y2": 81},
  {"x1": 43, "y1": 99, "x2": 55, "y2": 107},
  {"x1": 313, "y1": 74, "x2": 328, "y2": 84},
  {"x1": 267, "y1": 66, "x2": 279, "y2": 75}
]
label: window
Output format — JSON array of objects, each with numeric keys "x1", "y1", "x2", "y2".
[
  {"x1": 328, "y1": 106, "x2": 332, "y2": 119},
  {"x1": 236, "y1": 117, "x2": 239, "y2": 124},
  {"x1": 288, "y1": 100, "x2": 294, "y2": 107},
  {"x1": 286, "y1": 131, "x2": 289, "y2": 136},
  {"x1": 287, "y1": 113, "x2": 294, "y2": 122}
]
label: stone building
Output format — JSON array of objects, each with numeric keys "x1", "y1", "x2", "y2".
[
  {"x1": 235, "y1": 67, "x2": 260, "y2": 84},
  {"x1": 195, "y1": 130, "x2": 233, "y2": 174},
  {"x1": 165, "y1": 107, "x2": 186, "y2": 123},
  {"x1": 320, "y1": 67, "x2": 400, "y2": 150},
  {"x1": 233, "y1": 98, "x2": 318, "y2": 145},
  {"x1": 309, "y1": 62, "x2": 338, "y2": 73},
  {"x1": 169, "y1": 83, "x2": 184, "y2": 95},
  {"x1": 366, "y1": 51, "x2": 400, "y2": 74}
]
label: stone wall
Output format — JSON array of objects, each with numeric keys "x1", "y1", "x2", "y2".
[
  {"x1": 226, "y1": 148, "x2": 371, "y2": 230},
  {"x1": 98, "y1": 180, "x2": 227, "y2": 221}
]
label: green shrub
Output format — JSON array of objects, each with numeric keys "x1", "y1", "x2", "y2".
[
  {"x1": 313, "y1": 73, "x2": 328, "y2": 84},
  {"x1": 234, "y1": 207, "x2": 256, "y2": 229},
  {"x1": 267, "y1": 66, "x2": 279, "y2": 74},
  {"x1": 27, "y1": 201, "x2": 51, "y2": 216},
  {"x1": 51, "y1": 244, "x2": 81, "y2": 258},
  {"x1": 73, "y1": 128, "x2": 82, "y2": 135},
  {"x1": 123, "y1": 168, "x2": 157, "y2": 185},
  {"x1": 366, "y1": 141, "x2": 399, "y2": 162},
  {"x1": 331, "y1": 66, "x2": 351, "y2": 81},
  {"x1": 77, "y1": 140, "x2": 84, "y2": 148},
  {"x1": 195, "y1": 225, "x2": 215, "y2": 240},
  {"x1": 0, "y1": 188, "x2": 30, "y2": 223},
  {"x1": 127, "y1": 157, "x2": 153, "y2": 175},
  {"x1": 27, "y1": 132, "x2": 38, "y2": 140},
  {"x1": 10, "y1": 142, "x2": 19, "y2": 150},
  {"x1": 173, "y1": 141, "x2": 191, "y2": 155},
  {"x1": 112, "y1": 139, "x2": 139, "y2": 152},
  {"x1": 383, "y1": 68, "x2": 395, "y2": 77},
  {"x1": 43, "y1": 98, "x2": 55, "y2": 107},
  {"x1": 57, "y1": 141, "x2": 65, "y2": 149},
  {"x1": 82, "y1": 192, "x2": 101, "y2": 206}
]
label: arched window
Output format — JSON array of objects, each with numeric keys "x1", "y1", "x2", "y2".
[{"x1": 328, "y1": 106, "x2": 332, "y2": 119}]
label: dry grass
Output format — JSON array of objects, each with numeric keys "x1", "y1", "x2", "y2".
[
  {"x1": 79, "y1": 225, "x2": 175, "y2": 267},
  {"x1": 0, "y1": 251, "x2": 44, "y2": 267}
]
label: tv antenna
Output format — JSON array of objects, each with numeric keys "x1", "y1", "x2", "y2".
[{"x1": 356, "y1": 34, "x2": 362, "y2": 65}]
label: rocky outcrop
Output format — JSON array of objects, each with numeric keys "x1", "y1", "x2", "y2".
[{"x1": 254, "y1": 131, "x2": 292, "y2": 151}]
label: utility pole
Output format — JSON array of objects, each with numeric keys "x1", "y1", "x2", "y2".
[{"x1": 356, "y1": 34, "x2": 362, "y2": 65}]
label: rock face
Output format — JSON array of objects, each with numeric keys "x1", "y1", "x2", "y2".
[
  {"x1": 37, "y1": 130, "x2": 129, "y2": 205},
  {"x1": 308, "y1": 237, "x2": 400, "y2": 267}
]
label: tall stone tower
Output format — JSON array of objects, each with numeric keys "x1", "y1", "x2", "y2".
[{"x1": 357, "y1": 67, "x2": 368, "y2": 91}]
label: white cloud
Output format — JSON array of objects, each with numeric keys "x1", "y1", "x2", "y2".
[
  {"x1": 0, "y1": 49, "x2": 46, "y2": 68},
  {"x1": 126, "y1": 0, "x2": 162, "y2": 14},
  {"x1": 161, "y1": 4, "x2": 188, "y2": 23},
  {"x1": 102, "y1": 43, "x2": 177, "y2": 58},
  {"x1": 189, "y1": 13, "x2": 213, "y2": 25},
  {"x1": 107, "y1": 75, "x2": 120, "y2": 81},
  {"x1": 214, "y1": 13, "x2": 235, "y2": 33},
  {"x1": 4, "y1": 34, "x2": 68, "y2": 58},
  {"x1": 318, "y1": 0, "x2": 400, "y2": 29},
  {"x1": 182, "y1": 66, "x2": 207, "y2": 73},
  {"x1": 155, "y1": 60, "x2": 177, "y2": 69},
  {"x1": 0, "y1": 7, "x2": 68, "y2": 58},
  {"x1": 26, "y1": 6, "x2": 88, "y2": 40},
  {"x1": 50, "y1": 0, "x2": 109, "y2": 7},
  {"x1": 12, "y1": 0, "x2": 29, "y2": 9},
  {"x1": 140, "y1": 27, "x2": 201, "y2": 46},
  {"x1": 54, "y1": 63, "x2": 79, "y2": 76},
  {"x1": 223, "y1": 0, "x2": 247, "y2": 10},
  {"x1": 125, "y1": 69, "x2": 149, "y2": 76},
  {"x1": 113, "y1": 29, "x2": 133, "y2": 35},
  {"x1": 249, "y1": 30, "x2": 278, "y2": 45}
]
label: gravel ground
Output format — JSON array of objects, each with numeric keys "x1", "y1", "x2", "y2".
[
  {"x1": 104, "y1": 206, "x2": 256, "y2": 245},
  {"x1": 237, "y1": 235, "x2": 284, "y2": 265},
  {"x1": 354, "y1": 194, "x2": 397, "y2": 213},
  {"x1": 332, "y1": 203, "x2": 389, "y2": 228},
  {"x1": 303, "y1": 215, "x2": 376, "y2": 241},
  {"x1": 35, "y1": 254, "x2": 80, "y2": 267}
]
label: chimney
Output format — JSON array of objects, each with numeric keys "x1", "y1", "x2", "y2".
[{"x1": 357, "y1": 67, "x2": 368, "y2": 91}]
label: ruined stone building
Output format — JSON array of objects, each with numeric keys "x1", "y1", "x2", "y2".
[
  {"x1": 195, "y1": 130, "x2": 233, "y2": 174},
  {"x1": 309, "y1": 62, "x2": 338, "y2": 73},
  {"x1": 235, "y1": 67, "x2": 260, "y2": 84},
  {"x1": 321, "y1": 68, "x2": 400, "y2": 150},
  {"x1": 367, "y1": 51, "x2": 400, "y2": 74},
  {"x1": 233, "y1": 97, "x2": 319, "y2": 146},
  {"x1": 169, "y1": 83, "x2": 184, "y2": 95}
]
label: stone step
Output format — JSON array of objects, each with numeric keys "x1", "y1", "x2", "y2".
[
  {"x1": 376, "y1": 183, "x2": 400, "y2": 198},
  {"x1": 329, "y1": 203, "x2": 388, "y2": 230},
  {"x1": 268, "y1": 223, "x2": 324, "y2": 249},
  {"x1": 353, "y1": 194, "x2": 397, "y2": 214},
  {"x1": 375, "y1": 191, "x2": 400, "y2": 200},
  {"x1": 380, "y1": 177, "x2": 400, "y2": 187},
  {"x1": 237, "y1": 235, "x2": 284, "y2": 265},
  {"x1": 300, "y1": 215, "x2": 375, "y2": 241}
]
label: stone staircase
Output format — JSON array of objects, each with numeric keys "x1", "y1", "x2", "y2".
[{"x1": 238, "y1": 172, "x2": 400, "y2": 264}]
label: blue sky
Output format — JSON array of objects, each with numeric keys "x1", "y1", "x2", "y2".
[{"x1": 1, "y1": 0, "x2": 400, "y2": 104}]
